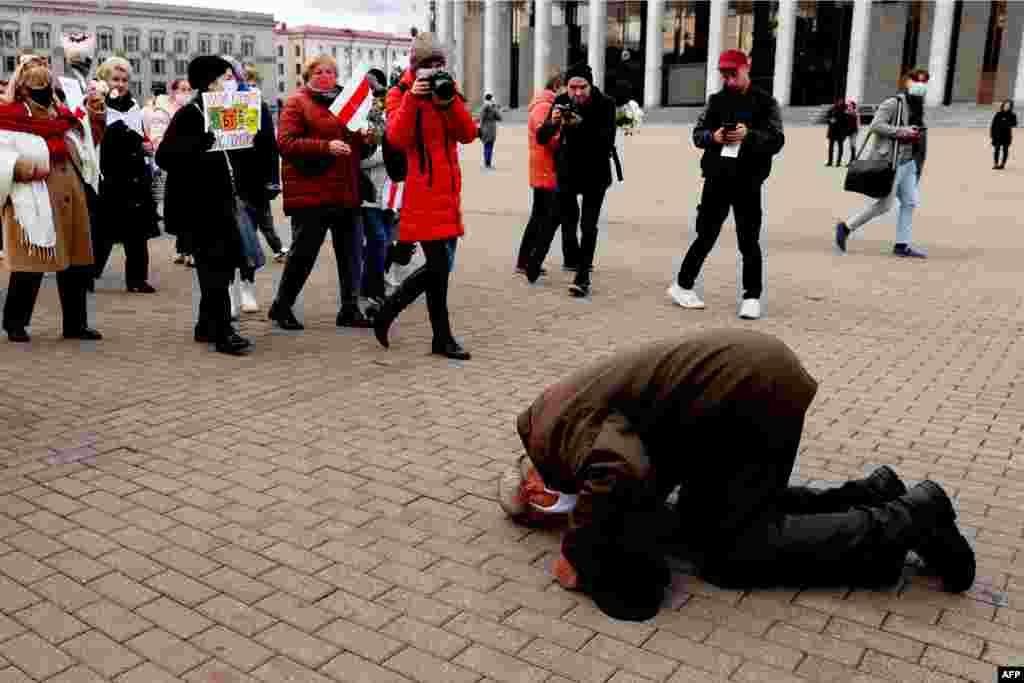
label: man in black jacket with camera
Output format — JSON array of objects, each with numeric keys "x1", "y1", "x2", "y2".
[
  {"x1": 530, "y1": 62, "x2": 617, "y2": 298},
  {"x1": 668, "y1": 49, "x2": 784, "y2": 320}
]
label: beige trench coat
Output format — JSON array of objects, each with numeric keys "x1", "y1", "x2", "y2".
[{"x1": 2, "y1": 101, "x2": 94, "y2": 273}]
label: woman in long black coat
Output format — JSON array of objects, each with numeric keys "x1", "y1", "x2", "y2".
[
  {"x1": 94, "y1": 57, "x2": 160, "y2": 292},
  {"x1": 157, "y1": 55, "x2": 250, "y2": 356},
  {"x1": 990, "y1": 100, "x2": 1017, "y2": 170}
]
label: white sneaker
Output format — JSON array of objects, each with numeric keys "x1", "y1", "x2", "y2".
[
  {"x1": 239, "y1": 280, "x2": 260, "y2": 313},
  {"x1": 667, "y1": 283, "x2": 705, "y2": 309},
  {"x1": 229, "y1": 281, "x2": 240, "y2": 320},
  {"x1": 739, "y1": 298, "x2": 761, "y2": 320}
]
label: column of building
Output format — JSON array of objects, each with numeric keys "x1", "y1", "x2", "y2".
[
  {"x1": 452, "y1": 1, "x2": 464, "y2": 86},
  {"x1": 772, "y1": 0, "x2": 798, "y2": 106},
  {"x1": 587, "y1": 0, "x2": 606, "y2": 90},
  {"x1": 705, "y1": 0, "x2": 727, "y2": 98},
  {"x1": 533, "y1": 0, "x2": 552, "y2": 98},
  {"x1": 844, "y1": 0, "x2": 872, "y2": 105},
  {"x1": 483, "y1": 0, "x2": 499, "y2": 100},
  {"x1": 927, "y1": 0, "x2": 956, "y2": 107},
  {"x1": 643, "y1": 0, "x2": 663, "y2": 108}
]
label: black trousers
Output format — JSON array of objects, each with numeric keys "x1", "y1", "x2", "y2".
[
  {"x1": 517, "y1": 187, "x2": 561, "y2": 268},
  {"x1": 677, "y1": 174, "x2": 764, "y2": 300},
  {"x1": 827, "y1": 138, "x2": 845, "y2": 165},
  {"x1": 674, "y1": 412, "x2": 911, "y2": 589},
  {"x1": 275, "y1": 208, "x2": 362, "y2": 310},
  {"x1": 194, "y1": 256, "x2": 233, "y2": 341},
  {"x1": 94, "y1": 235, "x2": 150, "y2": 285},
  {"x1": 2, "y1": 267, "x2": 89, "y2": 334},
  {"x1": 994, "y1": 144, "x2": 1010, "y2": 166},
  {"x1": 558, "y1": 187, "x2": 607, "y2": 282}
]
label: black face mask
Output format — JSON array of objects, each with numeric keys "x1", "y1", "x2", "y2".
[{"x1": 28, "y1": 87, "x2": 53, "y2": 108}]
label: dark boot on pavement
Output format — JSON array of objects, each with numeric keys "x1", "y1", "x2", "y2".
[{"x1": 374, "y1": 265, "x2": 429, "y2": 348}]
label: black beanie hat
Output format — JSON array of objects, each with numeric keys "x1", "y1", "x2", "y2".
[
  {"x1": 188, "y1": 55, "x2": 232, "y2": 92},
  {"x1": 564, "y1": 62, "x2": 594, "y2": 86}
]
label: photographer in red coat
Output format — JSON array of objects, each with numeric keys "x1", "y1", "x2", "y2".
[{"x1": 373, "y1": 32, "x2": 478, "y2": 361}]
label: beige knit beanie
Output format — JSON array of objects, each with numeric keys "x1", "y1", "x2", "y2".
[{"x1": 410, "y1": 32, "x2": 447, "y2": 70}]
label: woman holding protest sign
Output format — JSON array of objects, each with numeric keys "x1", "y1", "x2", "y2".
[
  {"x1": 94, "y1": 56, "x2": 159, "y2": 293},
  {"x1": 158, "y1": 55, "x2": 251, "y2": 355},
  {"x1": 268, "y1": 53, "x2": 375, "y2": 331}
]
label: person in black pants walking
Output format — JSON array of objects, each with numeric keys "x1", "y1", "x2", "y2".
[
  {"x1": 990, "y1": 100, "x2": 1017, "y2": 170},
  {"x1": 667, "y1": 49, "x2": 784, "y2": 321},
  {"x1": 528, "y1": 62, "x2": 617, "y2": 297}
]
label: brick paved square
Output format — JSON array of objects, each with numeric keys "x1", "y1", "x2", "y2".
[{"x1": 2, "y1": 126, "x2": 1024, "y2": 683}]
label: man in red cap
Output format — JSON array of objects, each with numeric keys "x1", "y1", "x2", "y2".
[{"x1": 668, "y1": 48, "x2": 784, "y2": 321}]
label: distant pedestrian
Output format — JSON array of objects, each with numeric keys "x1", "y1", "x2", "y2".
[
  {"x1": 844, "y1": 99, "x2": 860, "y2": 163},
  {"x1": 990, "y1": 100, "x2": 1017, "y2": 170},
  {"x1": 478, "y1": 93, "x2": 502, "y2": 169},
  {"x1": 825, "y1": 98, "x2": 848, "y2": 167}
]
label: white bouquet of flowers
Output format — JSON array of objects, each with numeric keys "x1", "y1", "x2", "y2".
[{"x1": 616, "y1": 100, "x2": 644, "y2": 136}]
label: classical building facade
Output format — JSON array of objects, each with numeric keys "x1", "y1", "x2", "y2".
[
  {"x1": 420, "y1": 1, "x2": 1024, "y2": 111},
  {"x1": 273, "y1": 23, "x2": 412, "y2": 102},
  {"x1": 0, "y1": 0, "x2": 276, "y2": 98}
]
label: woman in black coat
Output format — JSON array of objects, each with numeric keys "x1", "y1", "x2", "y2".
[
  {"x1": 157, "y1": 55, "x2": 250, "y2": 356},
  {"x1": 990, "y1": 100, "x2": 1017, "y2": 170},
  {"x1": 825, "y1": 98, "x2": 849, "y2": 167},
  {"x1": 94, "y1": 57, "x2": 160, "y2": 292}
]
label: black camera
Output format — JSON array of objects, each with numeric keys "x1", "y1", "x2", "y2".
[
  {"x1": 723, "y1": 120, "x2": 738, "y2": 131},
  {"x1": 555, "y1": 102, "x2": 580, "y2": 123},
  {"x1": 417, "y1": 68, "x2": 456, "y2": 102}
]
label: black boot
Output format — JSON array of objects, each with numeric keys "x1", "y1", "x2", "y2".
[
  {"x1": 432, "y1": 338, "x2": 471, "y2": 360},
  {"x1": 268, "y1": 301, "x2": 303, "y2": 330},
  {"x1": 373, "y1": 265, "x2": 429, "y2": 348},
  {"x1": 784, "y1": 465, "x2": 906, "y2": 514},
  {"x1": 904, "y1": 481, "x2": 975, "y2": 593},
  {"x1": 337, "y1": 305, "x2": 373, "y2": 328}
]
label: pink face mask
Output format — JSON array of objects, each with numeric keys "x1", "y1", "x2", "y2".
[{"x1": 310, "y1": 73, "x2": 337, "y2": 91}]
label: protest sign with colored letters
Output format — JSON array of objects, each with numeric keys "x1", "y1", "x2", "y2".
[{"x1": 202, "y1": 90, "x2": 262, "y2": 151}]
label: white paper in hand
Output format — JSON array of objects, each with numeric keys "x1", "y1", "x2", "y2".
[
  {"x1": 58, "y1": 77, "x2": 84, "y2": 113},
  {"x1": 721, "y1": 142, "x2": 740, "y2": 158}
]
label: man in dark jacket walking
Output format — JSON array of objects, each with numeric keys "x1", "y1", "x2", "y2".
[
  {"x1": 535, "y1": 62, "x2": 617, "y2": 298},
  {"x1": 668, "y1": 49, "x2": 784, "y2": 320},
  {"x1": 503, "y1": 329, "x2": 976, "y2": 621}
]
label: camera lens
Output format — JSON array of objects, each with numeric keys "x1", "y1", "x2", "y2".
[{"x1": 434, "y1": 76, "x2": 455, "y2": 102}]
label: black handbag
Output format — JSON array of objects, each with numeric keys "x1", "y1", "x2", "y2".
[{"x1": 844, "y1": 98, "x2": 902, "y2": 199}]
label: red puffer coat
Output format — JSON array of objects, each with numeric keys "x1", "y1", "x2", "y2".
[
  {"x1": 278, "y1": 87, "x2": 363, "y2": 216},
  {"x1": 385, "y1": 68, "x2": 478, "y2": 242}
]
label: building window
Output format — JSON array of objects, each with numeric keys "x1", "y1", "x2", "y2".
[
  {"x1": 150, "y1": 33, "x2": 165, "y2": 53},
  {"x1": 174, "y1": 34, "x2": 188, "y2": 53},
  {"x1": 129, "y1": 57, "x2": 141, "y2": 73},
  {"x1": 277, "y1": 45, "x2": 283, "y2": 58},
  {"x1": 219, "y1": 36, "x2": 233, "y2": 54},
  {"x1": 97, "y1": 28, "x2": 114, "y2": 51},
  {"x1": 198, "y1": 34, "x2": 211, "y2": 53},
  {"x1": 175, "y1": 59, "x2": 187, "y2": 75},
  {"x1": 3, "y1": 56, "x2": 15, "y2": 74},
  {"x1": 278, "y1": 82, "x2": 284, "y2": 92},
  {"x1": 31, "y1": 24, "x2": 51, "y2": 50},
  {"x1": 332, "y1": 46, "x2": 337, "y2": 57},
  {"x1": 130, "y1": 81, "x2": 141, "y2": 97},
  {"x1": 294, "y1": 45, "x2": 300, "y2": 57},
  {"x1": 295, "y1": 64, "x2": 301, "y2": 76},
  {"x1": 1, "y1": 25, "x2": 18, "y2": 49},
  {"x1": 241, "y1": 36, "x2": 254, "y2": 58},
  {"x1": 277, "y1": 63, "x2": 284, "y2": 75},
  {"x1": 152, "y1": 58, "x2": 165, "y2": 75},
  {"x1": 124, "y1": 31, "x2": 139, "y2": 52}
]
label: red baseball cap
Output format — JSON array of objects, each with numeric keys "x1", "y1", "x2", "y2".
[{"x1": 719, "y1": 49, "x2": 749, "y2": 70}]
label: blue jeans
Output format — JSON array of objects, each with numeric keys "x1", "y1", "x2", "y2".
[
  {"x1": 483, "y1": 141, "x2": 495, "y2": 167},
  {"x1": 361, "y1": 207, "x2": 390, "y2": 298},
  {"x1": 445, "y1": 237, "x2": 457, "y2": 272},
  {"x1": 847, "y1": 159, "x2": 919, "y2": 245}
]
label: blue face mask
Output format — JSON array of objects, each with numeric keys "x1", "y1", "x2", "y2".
[{"x1": 907, "y1": 82, "x2": 928, "y2": 98}]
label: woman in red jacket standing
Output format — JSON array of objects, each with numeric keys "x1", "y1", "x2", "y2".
[
  {"x1": 268, "y1": 54, "x2": 373, "y2": 331},
  {"x1": 373, "y1": 33, "x2": 478, "y2": 360}
]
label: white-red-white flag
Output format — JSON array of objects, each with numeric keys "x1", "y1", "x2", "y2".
[
  {"x1": 329, "y1": 63, "x2": 373, "y2": 131},
  {"x1": 382, "y1": 177, "x2": 403, "y2": 211}
]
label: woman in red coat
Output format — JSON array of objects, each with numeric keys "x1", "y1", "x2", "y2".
[
  {"x1": 268, "y1": 54, "x2": 373, "y2": 331},
  {"x1": 373, "y1": 33, "x2": 478, "y2": 360}
]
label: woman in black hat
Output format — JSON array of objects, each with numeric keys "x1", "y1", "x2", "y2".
[{"x1": 157, "y1": 55, "x2": 251, "y2": 355}]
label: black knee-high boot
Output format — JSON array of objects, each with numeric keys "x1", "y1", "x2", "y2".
[{"x1": 373, "y1": 265, "x2": 430, "y2": 348}]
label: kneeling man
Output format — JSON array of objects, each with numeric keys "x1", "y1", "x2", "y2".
[{"x1": 501, "y1": 329, "x2": 974, "y2": 620}]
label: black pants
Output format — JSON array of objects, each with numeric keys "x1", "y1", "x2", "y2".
[
  {"x1": 559, "y1": 187, "x2": 607, "y2": 282},
  {"x1": 274, "y1": 208, "x2": 362, "y2": 310},
  {"x1": 827, "y1": 138, "x2": 846, "y2": 165},
  {"x1": 517, "y1": 188, "x2": 561, "y2": 269},
  {"x1": 194, "y1": 256, "x2": 233, "y2": 341},
  {"x1": 94, "y1": 236, "x2": 150, "y2": 285},
  {"x1": 677, "y1": 175, "x2": 764, "y2": 300},
  {"x1": 677, "y1": 413, "x2": 910, "y2": 589},
  {"x1": 994, "y1": 144, "x2": 1010, "y2": 167},
  {"x1": 419, "y1": 240, "x2": 454, "y2": 344},
  {"x1": 2, "y1": 267, "x2": 89, "y2": 334}
]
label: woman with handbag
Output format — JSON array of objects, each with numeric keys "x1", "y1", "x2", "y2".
[
  {"x1": 157, "y1": 55, "x2": 251, "y2": 355},
  {"x1": 268, "y1": 54, "x2": 374, "y2": 331},
  {"x1": 835, "y1": 68, "x2": 929, "y2": 259}
]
